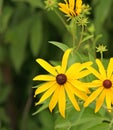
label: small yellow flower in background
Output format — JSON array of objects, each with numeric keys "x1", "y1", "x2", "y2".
[
  {"x1": 58, "y1": 0, "x2": 82, "y2": 18},
  {"x1": 33, "y1": 49, "x2": 92, "y2": 118},
  {"x1": 96, "y1": 44, "x2": 108, "y2": 53},
  {"x1": 84, "y1": 58, "x2": 113, "y2": 113}
]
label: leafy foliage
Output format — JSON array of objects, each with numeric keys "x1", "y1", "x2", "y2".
[{"x1": 0, "y1": 0, "x2": 113, "y2": 130}]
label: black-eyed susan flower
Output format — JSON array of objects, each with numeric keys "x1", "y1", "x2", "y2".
[
  {"x1": 84, "y1": 58, "x2": 113, "y2": 113},
  {"x1": 33, "y1": 49, "x2": 92, "y2": 118},
  {"x1": 58, "y1": 0, "x2": 82, "y2": 18}
]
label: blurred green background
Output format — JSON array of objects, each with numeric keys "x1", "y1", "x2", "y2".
[{"x1": 0, "y1": 0, "x2": 113, "y2": 130}]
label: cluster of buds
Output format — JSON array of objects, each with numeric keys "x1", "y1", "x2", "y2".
[{"x1": 44, "y1": 0, "x2": 57, "y2": 11}]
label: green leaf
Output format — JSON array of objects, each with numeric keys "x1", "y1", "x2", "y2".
[
  {"x1": 87, "y1": 123, "x2": 110, "y2": 130},
  {"x1": 93, "y1": 34, "x2": 103, "y2": 45},
  {"x1": 55, "y1": 105, "x2": 110, "y2": 130},
  {"x1": 49, "y1": 41, "x2": 69, "y2": 52},
  {"x1": 30, "y1": 14, "x2": 43, "y2": 56},
  {"x1": 0, "y1": 107, "x2": 9, "y2": 123},
  {"x1": 1, "y1": 127, "x2": 7, "y2": 130},
  {"x1": 21, "y1": 117, "x2": 40, "y2": 130},
  {"x1": 55, "y1": 118, "x2": 71, "y2": 129},
  {"x1": 93, "y1": 0, "x2": 112, "y2": 43},
  {"x1": 0, "y1": 85, "x2": 11, "y2": 103},
  {"x1": 26, "y1": 0, "x2": 44, "y2": 8},
  {"x1": 88, "y1": 52, "x2": 96, "y2": 65},
  {"x1": 81, "y1": 35, "x2": 94, "y2": 44},
  {"x1": 5, "y1": 18, "x2": 32, "y2": 72},
  {"x1": 0, "y1": 0, "x2": 3, "y2": 13},
  {"x1": 0, "y1": 6, "x2": 13, "y2": 33},
  {"x1": 12, "y1": 0, "x2": 44, "y2": 9},
  {"x1": 38, "y1": 110, "x2": 54, "y2": 130},
  {"x1": 94, "y1": 0, "x2": 112, "y2": 34},
  {"x1": 32, "y1": 101, "x2": 49, "y2": 115}
]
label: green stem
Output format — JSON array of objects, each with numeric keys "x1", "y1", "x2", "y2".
[
  {"x1": 69, "y1": 19, "x2": 76, "y2": 54},
  {"x1": 100, "y1": 51, "x2": 103, "y2": 61},
  {"x1": 54, "y1": 9, "x2": 67, "y2": 29},
  {"x1": 75, "y1": 25, "x2": 84, "y2": 51},
  {"x1": 72, "y1": 30, "x2": 76, "y2": 50}
]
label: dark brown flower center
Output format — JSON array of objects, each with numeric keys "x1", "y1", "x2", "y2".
[
  {"x1": 103, "y1": 79, "x2": 112, "y2": 89},
  {"x1": 56, "y1": 74, "x2": 67, "y2": 85}
]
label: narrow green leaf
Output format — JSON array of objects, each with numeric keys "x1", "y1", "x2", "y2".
[
  {"x1": 30, "y1": 14, "x2": 43, "y2": 56},
  {"x1": 49, "y1": 41, "x2": 69, "y2": 52},
  {"x1": 94, "y1": 34, "x2": 103, "y2": 45},
  {"x1": 81, "y1": 35, "x2": 94, "y2": 44},
  {"x1": 32, "y1": 102, "x2": 49, "y2": 115},
  {"x1": 5, "y1": 18, "x2": 32, "y2": 72},
  {"x1": 0, "y1": 6, "x2": 13, "y2": 33}
]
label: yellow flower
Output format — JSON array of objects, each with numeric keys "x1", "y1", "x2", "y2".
[
  {"x1": 58, "y1": 0, "x2": 82, "y2": 17},
  {"x1": 84, "y1": 58, "x2": 113, "y2": 113},
  {"x1": 33, "y1": 49, "x2": 92, "y2": 118}
]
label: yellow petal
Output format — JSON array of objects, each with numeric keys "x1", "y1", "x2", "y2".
[
  {"x1": 36, "y1": 59, "x2": 58, "y2": 76},
  {"x1": 107, "y1": 58, "x2": 113, "y2": 79},
  {"x1": 72, "y1": 86, "x2": 88, "y2": 100},
  {"x1": 61, "y1": 49, "x2": 72, "y2": 73},
  {"x1": 58, "y1": 3, "x2": 70, "y2": 15},
  {"x1": 85, "y1": 80, "x2": 102, "y2": 88},
  {"x1": 66, "y1": 62, "x2": 92, "y2": 79},
  {"x1": 49, "y1": 85, "x2": 60, "y2": 112},
  {"x1": 95, "y1": 89, "x2": 106, "y2": 113},
  {"x1": 69, "y1": 0, "x2": 75, "y2": 10},
  {"x1": 76, "y1": 0, "x2": 82, "y2": 15},
  {"x1": 69, "y1": 80, "x2": 89, "y2": 92},
  {"x1": 96, "y1": 59, "x2": 106, "y2": 79},
  {"x1": 110, "y1": 74, "x2": 113, "y2": 81},
  {"x1": 64, "y1": 0, "x2": 68, "y2": 4},
  {"x1": 68, "y1": 61, "x2": 92, "y2": 75},
  {"x1": 35, "y1": 84, "x2": 57, "y2": 105},
  {"x1": 66, "y1": 63, "x2": 81, "y2": 78},
  {"x1": 81, "y1": 61, "x2": 93, "y2": 68},
  {"x1": 54, "y1": 65, "x2": 61, "y2": 74},
  {"x1": 84, "y1": 87, "x2": 103, "y2": 107},
  {"x1": 33, "y1": 75, "x2": 55, "y2": 81},
  {"x1": 105, "y1": 89, "x2": 112, "y2": 112},
  {"x1": 76, "y1": 0, "x2": 82, "y2": 8},
  {"x1": 76, "y1": 8, "x2": 82, "y2": 15},
  {"x1": 87, "y1": 66, "x2": 103, "y2": 80},
  {"x1": 58, "y1": 87, "x2": 66, "y2": 118},
  {"x1": 65, "y1": 83, "x2": 80, "y2": 111},
  {"x1": 78, "y1": 61, "x2": 92, "y2": 74},
  {"x1": 110, "y1": 89, "x2": 113, "y2": 104},
  {"x1": 35, "y1": 81, "x2": 56, "y2": 95},
  {"x1": 76, "y1": 70, "x2": 91, "y2": 79}
]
